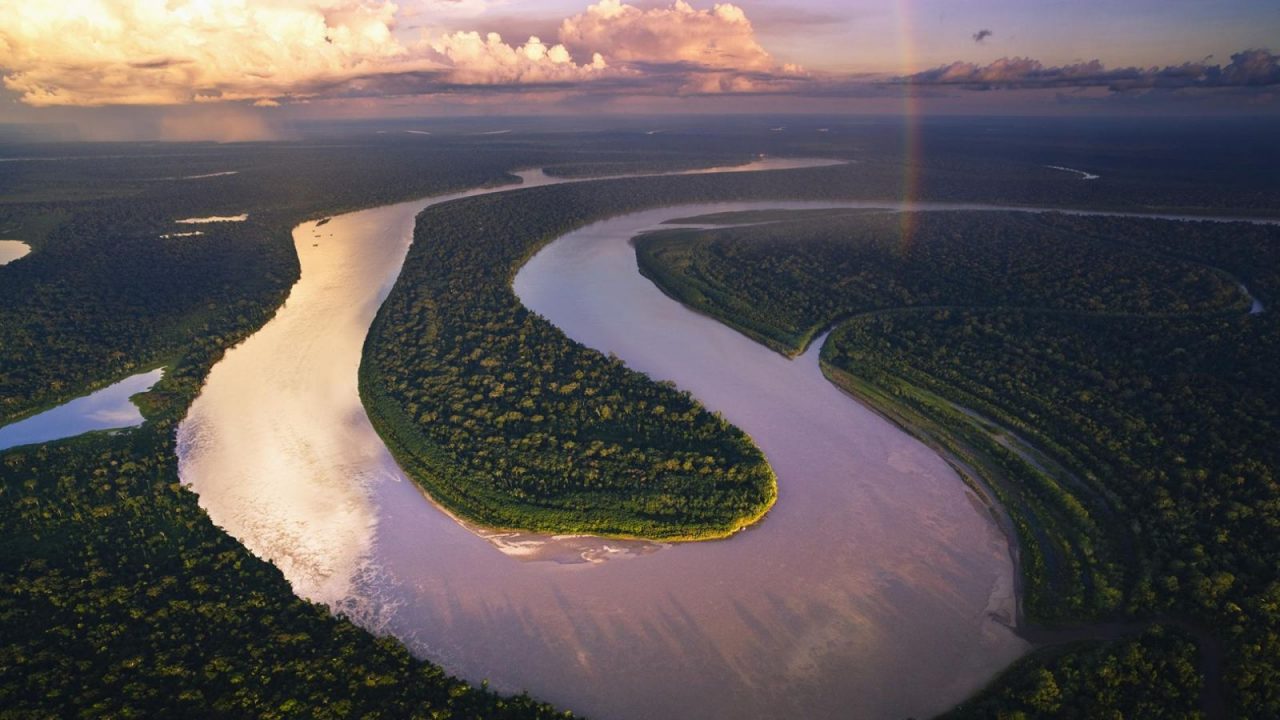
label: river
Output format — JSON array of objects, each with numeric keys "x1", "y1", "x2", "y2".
[
  {"x1": 174, "y1": 160, "x2": 1275, "y2": 719},
  {"x1": 175, "y1": 158, "x2": 839, "y2": 604},
  {"x1": 513, "y1": 202, "x2": 1029, "y2": 718}
]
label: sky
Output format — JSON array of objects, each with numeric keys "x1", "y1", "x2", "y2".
[{"x1": 0, "y1": 0, "x2": 1277, "y2": 139}]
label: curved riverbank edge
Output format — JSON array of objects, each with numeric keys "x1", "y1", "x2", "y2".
[
  {"x1": 630, "y1": 272, "x2": 1231, "y2": 716},
  {"x1": 359, "y1": 357, "x2": 780, "y2": 542},
  {"x1": 178, "y1": 157, "x2": 842, "y2": 610},
  {"x1": 510, "y1": 201, "x2": 1027, "y2": 718}
]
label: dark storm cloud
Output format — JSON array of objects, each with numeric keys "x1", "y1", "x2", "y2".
[
  {"x1": 897, "y1": 48, "x2": 1280, "y2": 91},
  {"x1": 1220, "y1": 49, "x2": 1280, "y2": 85}
]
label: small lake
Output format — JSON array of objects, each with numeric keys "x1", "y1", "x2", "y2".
[
  {"x1": 0, "y1": 240, "x2": 31, "y2": 265},
  {"x1": 0, "y1": 368, "x2": 164, "y2": 452}
]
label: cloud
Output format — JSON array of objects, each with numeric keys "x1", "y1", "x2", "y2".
[
  {"x1": 898, "y1": 49, "x2": 1280, "y2": 91},
  {"x1": 0, "y1": 0, "x2": 795, "y2": 106},
  {"x1": 0, "y1": 0, "x2": 428, "y2": 106},
  {"x1": 559, "y1": 0, "x2": 773, "y2": 70},
  {"x1": 430, "y1": 32, "x2": 606, "y2": 84},
  {"x1": 410, "y1": 0, "x2": 794, "y2": 91},
  {"x1": 1220, "y1": 49, "x2": 1280, "y2": 86},
  {"x1": 3, "y1": 1, "x2": 1273, "y2": 111},
  {"x1": 557, "y1": 1, "x2": 802, "y2": 94}
]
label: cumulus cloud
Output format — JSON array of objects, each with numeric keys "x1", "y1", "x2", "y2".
[
  {"x1": 9, "y1": 0, "x2": 1269, "y2": 110},
  {"x1": 430, "y1": 32, "x2": 606, "y2": 84},
  {"x1": 1219, "y1": 49, "x2": 1280, "y2": 86},
  {"x1": 899, "y1": 49, "x2": 1280, "y2": 91},
  {"x1": 557, "y1": 0, "x2": 801, "y2": 94},
  {"x1": 559, "y1": 0, "x2": 772, "y2": 70},
  {"x1": 0, "y1": 0, "x2": 429, "y2": 106},
  {"x1": 0, "y1": 0, "x2": 795, "y2": 106}
]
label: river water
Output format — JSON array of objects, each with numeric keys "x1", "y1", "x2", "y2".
[{"x1": 174, "y1": 159, "x2": 1275, "y2": 719}]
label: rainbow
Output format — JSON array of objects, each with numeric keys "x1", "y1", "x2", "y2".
[{"x1": 894, "y1": 0, "x2": 922, "y2": 250}]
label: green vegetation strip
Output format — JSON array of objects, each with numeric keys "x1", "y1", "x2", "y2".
[{"x1": 635, "y1": 210, "x2": 1249, "y2": 357}]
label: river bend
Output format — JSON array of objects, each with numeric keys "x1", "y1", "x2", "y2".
[{"x1": 178, "y1": 161, "x2": 1277, "y2": 718}]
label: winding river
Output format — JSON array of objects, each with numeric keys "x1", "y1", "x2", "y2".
[{"x1": 175, "y1": 159, "x2": 1276, "y2": 719}]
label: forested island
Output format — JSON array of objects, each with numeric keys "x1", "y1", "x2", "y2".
[{"x1": 636, "y1": 207, "x2": 1280, "y2": 716}]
